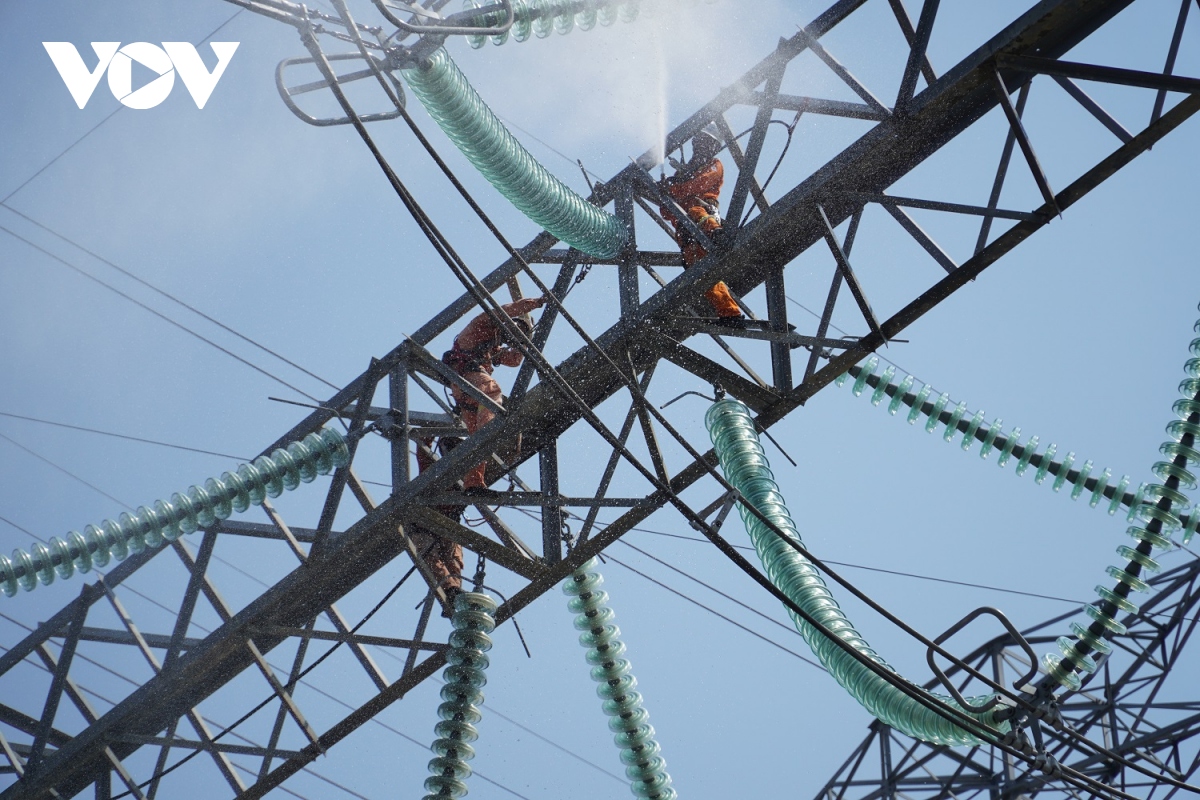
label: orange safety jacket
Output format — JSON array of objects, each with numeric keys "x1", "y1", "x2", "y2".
[
  {"x1": 660, "y1": 159, "x2": 724, "y2": 245},
  {"x1": 442, "y1": 297, "x2": 541, "y2": 376}
]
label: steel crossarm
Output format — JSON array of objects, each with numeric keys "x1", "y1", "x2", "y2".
[{"x1": 810, "y1": 559, "x2": 1200, "y2": 800}]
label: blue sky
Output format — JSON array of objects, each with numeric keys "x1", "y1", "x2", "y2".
[{"x1": 1, "y1": 1, "x2": 1199, "y2": 798}]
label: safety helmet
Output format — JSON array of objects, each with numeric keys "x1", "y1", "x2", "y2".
[
  {"x1": 693, "y1": 122, "x2": 724, "y2": 150},
  {"x1": 504, "y1": 316, "x2": 534, "y2": 343}
]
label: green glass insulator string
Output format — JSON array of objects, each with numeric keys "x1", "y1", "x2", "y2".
[
  {"x1": 0, "y1": 428, "x2": 350, "y2": 598},
  {"x1": 399, "y1": 47, "x2": 627, "y2": 259},
  {"x1": 564, "y1": 558, "x2": 676, "y2": 799},
  {"x1": 462, "y1": 0, "x2": 642, "y2": 47},
  {"x1": 422, "y1": 592, "x2": 496, "y2": 800},
  {"x1": 705, "y1": 399, "x2": 1007, "y2": 746},
  {"x1": 1042, "y1": 307, "x2": 1200, "y2": 690},
  {"x1": 837, "y1": 356, "x2": 1200, "y2": 538}
]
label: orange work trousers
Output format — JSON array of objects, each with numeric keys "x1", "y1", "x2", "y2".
[
  {"x1": 450, "y1": 370, "x2": 503, "y2": 490},
  {"x1": 682, "y1": 240, "x2": 741, "y2": 318},
  {"x1": 408, "y1": 528, "x2": 464, "y2": 593},
  {"x1": 413, "y1": 437, "x2": 465, "y2": 593}
]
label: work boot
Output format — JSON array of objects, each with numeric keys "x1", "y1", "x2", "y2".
[{"x1": 441, "y1": 585, "x2": 462, "y2": 618}]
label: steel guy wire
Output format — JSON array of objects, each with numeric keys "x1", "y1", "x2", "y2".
[
  {"x1": 0, "y1": 223, "x2": 322, "y2": 403},
  {"x1": 625, "y1": 526, "x2": 1089, "y2": 606},
  {"x1": 0, "y1": 515, "x2": 36, "y2": 538},
  {"x1": 0, "y1": 429, "x2": 128, "y2": 509},
  {"x1": 0, "y1": 203, "x2": 340, "y2": 393}
]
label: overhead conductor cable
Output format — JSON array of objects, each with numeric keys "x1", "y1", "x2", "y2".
[{"x1": 706, "y1": 397, "x2": 1008, "y2": 746}]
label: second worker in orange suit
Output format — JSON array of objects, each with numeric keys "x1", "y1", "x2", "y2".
[
  {"x1": 413, "y1": 435, "x2": 467, "y2": 608},
  {"x1": 659, "y1": 125, "x2": 744, "y2": 319},
  {"x1": 441, "y1": 296, "x2": 546, "y2": 494}
]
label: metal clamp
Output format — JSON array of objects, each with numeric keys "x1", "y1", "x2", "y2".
[
  {"x1": 275, "y1": 52, "x2": 405, "y2": 127},
  {"x1": 371, "y1": 0, "x2": 514, "y2": 37},
  {"x1": 926, "y1": 606, "x2": 1039, "y2": 714}
]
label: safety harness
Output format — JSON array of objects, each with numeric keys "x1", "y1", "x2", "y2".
[{"x1": 442, "y1": 339, "x2": 499, "y2": 376}]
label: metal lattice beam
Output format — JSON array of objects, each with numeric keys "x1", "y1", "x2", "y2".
[{"x1": 3, "y1": 0, "x2": 1199, "y2": 797}]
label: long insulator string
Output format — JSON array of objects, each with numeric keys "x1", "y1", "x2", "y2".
[
  {"x1": 422, "y1": 591, "x2": 496, "y2": 800},
  {"x1": 399, "y1": 47, "x2": 627, "y2": 259},
  {"x1": 463, "y1": 0, "x2": 642, "y2": 47},
  {"x1": 1043, "y1": 308, "x2": 1200, "y2": 690},
  {"x1": 564, "y1": 558, "x2": 677, "y2": 799},
  {"x1": 705, "y1": 398, "x2": 1007, "y2": 746},
  {"x1": 0, "y1": 428, "x2": 350, "y2": 597},
  {"x1": 460, "y1": 0, "x2": 643, "y2": 47},
  {"x1": 837, "y1": 357, "x2": 1200, "y2": 538}
]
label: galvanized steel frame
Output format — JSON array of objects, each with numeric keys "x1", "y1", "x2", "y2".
[{"x1": 3, "y1": 0, "x2": 1200, "y2": 797}]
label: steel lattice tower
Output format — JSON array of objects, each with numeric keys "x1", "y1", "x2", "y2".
[{"x1": 2, "y1": 0, "x2": 1199, "y2": 797}]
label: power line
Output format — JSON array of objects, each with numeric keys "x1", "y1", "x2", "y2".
[
  {"x1": 602, "y1": 551, "x2": 824, "y2": 669},
  {"x1": 0, "y1": 8, "x2": 244, "y2": 205},
  {"x1": 509, "y1": 506, "x2": 824, "y2": 669},
  {"x1": 0, "y1": 429, "x2": 129, "y2": 509},
  {"x1": 0, "y1": 514, "x2": 37, "y2": 538},
  {"x1": 0, "y1": 452, "x2": 577, "y2": 797},
  {"x1": 1, "y1": 204, "x2": 340, "y2": 393},
  {"x1": 625, "y1": 524, "x2": 1088, "y2": 607},
  {"x1": 0, "y1": 223, "x2": 322, "y2": 403},
  {"x1": 0, "y1": 623, "x2": 363, "y2": 800},
  {"x1": 617, "y1": 538, "x2": 822, "y2": 642},
  {"x1": 0, "y1": 410, "x2": 249, "y2": 461}
]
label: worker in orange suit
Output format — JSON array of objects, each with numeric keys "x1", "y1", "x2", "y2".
[
  {"x1": 413, "y1": 435, "x2": 467, "y2": 607},
  {"x1": 441, "y1": 296, "x2": 545, "y2": 494},
  {"x1": 659, "y1": 125, "x2": 744, "y2": 320}
]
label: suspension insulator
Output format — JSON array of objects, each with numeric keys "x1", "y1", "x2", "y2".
[
  {"x1": 423, "y1": 592, "x2": 496, "y2": 800},
  {"x1": 837, "y1": 360, "x2": 1155, "y2": 519},
  {"x1": 0, "y1": 428, "x2": 349, "y2": 598},
  {"x1": 400, "y1": 47, "x2": 627, "y2": 259},
  {"x1": 1044, "y1": 314, "x2": 1200, "y2": 689},
  {"x1": 706, "y1": 398, "x2": 1006, "y2": 746},
  {"x1": 464, "y1": 0, "x2": 641, "y2": 48},
  {"x1": 564, "y1": 559, "x2": 677, "y2": 799}
]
